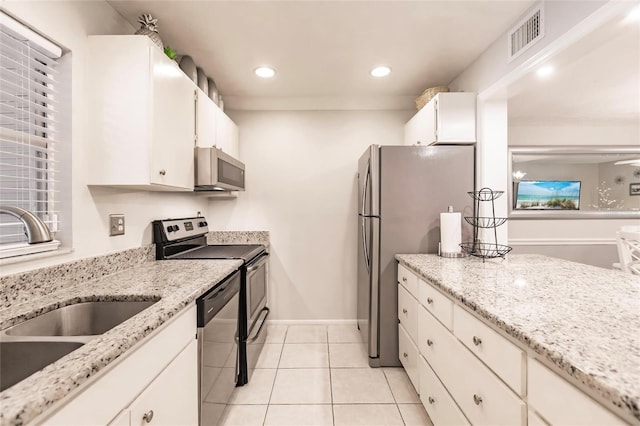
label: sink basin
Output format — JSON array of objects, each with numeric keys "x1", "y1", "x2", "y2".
[
  {"x1": 4, "y1": 300, "x2": 157, "y2": 337},
  {"x1": 0, "y1": 341, "x2": 84, "y2": 391}
]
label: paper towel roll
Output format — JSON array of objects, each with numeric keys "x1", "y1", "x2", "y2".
[{"x1": 440, "y1": 210, "x2": 461, "y2": 254}]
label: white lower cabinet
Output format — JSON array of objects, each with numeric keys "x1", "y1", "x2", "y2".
[
  {"x1": 127, "y1": 340, "x2": 198, "y2": 426},
  {"x1": 398, "y1": 324, "x2": 420, "y2": 392},
  {"x1": 419, "y1": 355, "x2": 469, "y2": 426},
  {"x1": 528, "y1": 359, "x2": 626, "y2": 426},
  {"x1": 41, "y1": 305, "x2": 197, "y2": 425},
  {"x1": 398, "y1": 261, "x2": 629, "y2": 426}
]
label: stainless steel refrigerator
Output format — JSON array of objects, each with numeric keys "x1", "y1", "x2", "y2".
[{"x1": 357, "y1": 144, "x2": 475, "y2": 367}]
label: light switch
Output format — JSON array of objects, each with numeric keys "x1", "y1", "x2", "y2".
[{"x1": 109, "y1": 214, "x2": 125, "y2": 236}]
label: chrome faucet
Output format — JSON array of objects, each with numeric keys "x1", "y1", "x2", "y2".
[{"x1": 0, "y1": 206, "x2": 53, "y2": 244}]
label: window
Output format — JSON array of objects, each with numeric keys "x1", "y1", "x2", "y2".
[{"x1": 0, "y1": 12, "x2": 63, "y2": 258}]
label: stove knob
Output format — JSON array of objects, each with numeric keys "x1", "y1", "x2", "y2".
[
  {"x1": 174, "y1": 224, "x2": 180, "y2": 231},
  {"x1": 203, "y1": 221, "x2": 208, "y2": 227},
  {"x1": 166, "y1": 226, "x2": 173, "y2": 233},
  {"x1": 199, "y1": 221, "x2": 207, "y2": 227}
]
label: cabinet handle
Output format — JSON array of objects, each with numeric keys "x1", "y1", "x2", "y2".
[
  {"x1": 427, "y1": 339, "x2": 433, "y2": 347},
  {"x1": 402, "y1": 308, "x2": 408, "y2": 314},
  {"x1": 143, "y1": 410, "x2": 154, "y2": 423},
  {"x1": 427, "y1": 297, "x2": 434, "y2": 304},
  {"x1": 159, "y1": 169, "x2": 166, "y2": 176},
  {"x1": 472, "y1": 336, "x2": 482, "y2": 346},
  {"x1": 428, "y1": 396, "x2": 435, "y2": 404},
  {"x1": 402, "y1": 277, "x2": 407, "y2": 282},
  {"x1": 403, "y1": 352, "x2": 408, "y2": 358},
  {"x1": 473, "y1": 394, "x2": 483, "y2": 405}
]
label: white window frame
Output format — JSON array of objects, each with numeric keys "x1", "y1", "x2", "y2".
[{"x1": 0, "y1": 12, "x2": 65, "y2": 260}]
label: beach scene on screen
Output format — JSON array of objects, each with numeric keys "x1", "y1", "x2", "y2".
[{"x1": 515, "y1": 180, "x2": 581, "y2": 210}]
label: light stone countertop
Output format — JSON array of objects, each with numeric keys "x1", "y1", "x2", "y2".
[
  {"x1": 395, "y1": 253, "x2": 640, "y2": 424},
  {"x1": 0, "y1": 258, "x2": 243, "y2": 426}
]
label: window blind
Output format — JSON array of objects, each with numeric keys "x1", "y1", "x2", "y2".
[{"x1": 0, "y1": 14, "x2": 62, "y2": 245}]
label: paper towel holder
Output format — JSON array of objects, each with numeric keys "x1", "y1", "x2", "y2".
[{"x1": 438, "y1": 241, "x2": 466, "y2": 258}]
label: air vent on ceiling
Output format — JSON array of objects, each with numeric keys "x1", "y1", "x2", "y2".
[{"x1": 508, "y1": 4, "x2": 544, "y2": 62}]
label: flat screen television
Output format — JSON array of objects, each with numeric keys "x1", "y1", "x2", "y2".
[{"x1": 515, "y1": 180, "x2": 581, "y2": 210}]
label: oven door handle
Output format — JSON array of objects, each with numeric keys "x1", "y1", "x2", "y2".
[
  {"x1": 246, "y1": 307, "x2": 270, "y2": 343},
  {"x1": 246, "y1": 255, "x2": 268, "y2": 273}
]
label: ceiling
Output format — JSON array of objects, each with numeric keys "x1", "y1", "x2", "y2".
[
  {"x1": 108, "y1": 0, "x2": 535, "y2": 109},
  {"x1": 508, "y1": 7, "x2": 640, "y2": 124}
]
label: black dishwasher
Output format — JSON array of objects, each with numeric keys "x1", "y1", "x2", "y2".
[{"x1": 197, "y1": 270, "x2": 240, "y2": 426}]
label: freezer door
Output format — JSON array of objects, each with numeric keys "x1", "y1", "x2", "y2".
[
  {"x1": 357, "y1": 215, "x2": 380, "y2": 361},
  {"x1": 358, "y1": 145, "x2": 380, "y2": 217}
]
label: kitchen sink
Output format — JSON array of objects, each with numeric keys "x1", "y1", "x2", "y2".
[
  {"x1": 0, "y1": 341, "x2": 85, "y2": 391},
  {"x1": 3, "y1": 300, "x2": 158, "y2": 337}
]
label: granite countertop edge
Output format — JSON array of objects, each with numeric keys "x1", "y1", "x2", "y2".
[
  {"x1": 0, "y1": 259, "x2": 243, "y2": 426},
  {"x1": 395, "y1": 254, "x2": 639, "y2": 424}
]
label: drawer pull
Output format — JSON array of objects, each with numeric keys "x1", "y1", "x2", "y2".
[
  {"x1": 402, "y1": 276, "x2": 407, "y2": 282},
  {"x1": 158, "y1": 169, "x2": 166, "y2": 176},
  {"x1": 473, "y1": 394, "x2": 483, "y2": 405},
  {"x1": 402, "y1": 308, "x2": 408, "y2": 314},
  {"x1": 472, "y1": 336, "x2": 482, "y2": 346},
  {"x1": 143, "y1": 410, "x2": 154, "y2": 423},
  {"x1": 427, "y1": 339, "x2": 433, "y2": 347},
  {"x1": 428, "y1": 396, "x2": 435, "y2": 404},
  {"x1": 403, "y1": 352, "x2": 408, "y2": 358},
  {"x1": 427, "y1": 297, "x2": 434, "y2": 304}
]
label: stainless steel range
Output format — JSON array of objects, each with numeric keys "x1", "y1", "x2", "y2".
[{"x1": 152, "y1": 217, "x2": 269, "y2": 425}]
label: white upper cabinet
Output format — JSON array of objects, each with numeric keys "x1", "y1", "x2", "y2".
[
  {"x1": 404, "y1": 92, "x2": 476, "y2": 146},
  {"x1": 215, "y1": 107, "x2": 239, "y2": 158},
  {"x1": 87, "y1": 36, "x2": 195, "y2": 191},
  {"x1": 196, "y1": 88, "x2": 217, "y2": 148},
  {"x1": 196, "y1": 87, "x2": 239, "y2": 159}
]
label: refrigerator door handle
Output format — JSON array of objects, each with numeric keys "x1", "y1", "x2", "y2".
[
  {"x1": 361, "y1": 160, "x2": 370, "y2": 216},
  {"x1": 361, "y1": 217, "x2": 370, "y2": 274}
]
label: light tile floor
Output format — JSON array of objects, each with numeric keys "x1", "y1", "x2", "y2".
[{"x1": 219, "y1": 325, "x2": 433, "y2": 426}]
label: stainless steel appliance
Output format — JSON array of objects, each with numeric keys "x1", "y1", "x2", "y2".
[
  {"x1": 197, "y1": 270, "x2": 240, "y2": 426},
  {"x1": 195, "y1": 147, "x2": 245, "y2": 191},
  {"x1": 357, "y1": 144, "x2": 475, "y2": 367},
  {"x1": 152, "y1": 218, "x2": 269, "y2": 388}
]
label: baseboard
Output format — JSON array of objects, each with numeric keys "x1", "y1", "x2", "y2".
[{"x1": 266, "y1": 319, "x2": 358, "y2": 326}]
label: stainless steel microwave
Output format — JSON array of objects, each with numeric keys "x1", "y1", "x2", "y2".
[{"x1": 194, "y1": 147, "x2": 245, "y2": 191}]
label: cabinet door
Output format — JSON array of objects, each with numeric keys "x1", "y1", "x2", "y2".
[
  {"x1": 398, "y1": 324, "x2": 419, "y2": 392},
  {"x1": 196, "y1": 89, "x2": 217, "y2": 148},
  {"x1": 108, "y1": 409, "x2": 130, "y2": 426},
  {"x1": 129, "y1": 340, "x2": 198, "y2": 426},
  {"x1": 419, "y1": 355, "x2": 469, "y2": 426},
  {"x1": 150, "y1": 47, "x2": 195, "y2": 189},
  {"x1": 404, "y1": 105, "x2": 432, "y2": 146},
  {"x1": 398, "y1": 284, "x2": 418, "y2": 343},
  {"x1": 214, "y1": 110, "x2": 240, "y2": 159}
]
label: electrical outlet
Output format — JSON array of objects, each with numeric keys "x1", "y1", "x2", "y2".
[{"x1": 109, "y1": 214, "x2": 125, "y2": 236}]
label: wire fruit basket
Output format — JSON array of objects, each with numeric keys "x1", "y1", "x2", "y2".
[{"x1": 461, "y1": 187, "x2": 512, "y2": 261}]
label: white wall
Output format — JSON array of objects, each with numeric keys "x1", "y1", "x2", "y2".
[
  {"x1": 207, "y1": 109, "x2": 411, "y2": 320},
  {"x1": 447, "y1": 1, "x2": 640, "y2": 268},
  {"x1": 1, "y1": 1, "x2": 209, "y2": 276}
]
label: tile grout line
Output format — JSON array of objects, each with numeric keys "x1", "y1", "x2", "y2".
[
  {"x1": 264, "y1": 325, "x2": 288, "y2": 425},
  {"x1": 382, "y1": 367, "x2": 408, "y2": 426},
  {"x1": 326, "y1": 327, "x2": 336, "y2": 425}
]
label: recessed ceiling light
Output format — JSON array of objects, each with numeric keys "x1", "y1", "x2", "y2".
[
  {"x1": 536, "y1": 65, "x2": 553, "y2": 78},
  {"x1": 254, "y1": 66, "x2": 276, "y2": 78},
  {"x1": 370, "y1": 65, "x2": 391, "y2": 78}
]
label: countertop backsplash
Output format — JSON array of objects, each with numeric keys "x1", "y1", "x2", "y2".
[{"x1": 0, "y1": 245, "x2": 155, "y2": 309}]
